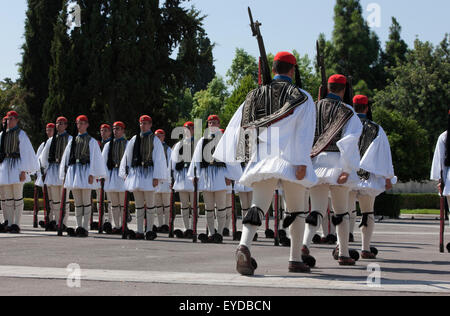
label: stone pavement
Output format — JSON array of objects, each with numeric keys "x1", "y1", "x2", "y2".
[{"x1": 0, "y1": 212, "x2": 449, "y2": 296}]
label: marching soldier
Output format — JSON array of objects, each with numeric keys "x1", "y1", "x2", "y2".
[
  {"x1": 303, "y1": 75, "x2": 363, "y2": 266},
  {"x1": 188, "y1": 115, "x2": 241, "y2": 243},
  {"x1": 154, "y1": 129, "x2": 172, "y2": 233},
  {"x1": 40, "y1": 117, "x2": 72, "y2": 229},
  {"x1": 171, "y1": 121, "x2": 196, "y2": 237},
  {"x1": 59, "y1": 115, "x2": 106, "y2": 237},
  {"x1": 0, "y1": 111, "x2": 39, "y2": 233},
  {"x1": 351, "y1": 95, "x2": 396, "y2": 259},
  {"x1": 214, "y1": 52, "x2": 318, "y2": 274},
  {"x1": 119, "y1": 115, "x2": 168, "y2": 240},
  {"x1": 102, "y1": 121, "x2": 128, "y2": 234}
]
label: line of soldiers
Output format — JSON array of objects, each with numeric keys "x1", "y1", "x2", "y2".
[{"x1": 0, "y1": 52, "x2": 397, "y2": 276}]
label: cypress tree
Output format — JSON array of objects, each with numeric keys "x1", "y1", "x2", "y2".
[{"x1": 20, "y1": 0, "x2": 63, "y2": 145}]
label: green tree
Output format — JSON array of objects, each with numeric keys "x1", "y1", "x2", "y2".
[
  {"x1": 20, "y1": 0, "x2": 64, "y2": 145},
  {"x1": 382, "y1": 17, "x2": 408, "y2": 70},
  {"x1": 327, "y1": 0, "x2": 382, "y2": 89},
  {"x1": 373, "y1": 36, "x2": 450, "y2": 159},
  {"x1": 372, "y1": 107, "x2": 430, "y2": 182},
  {"x1": 44, "y1": 1, "x2": 77, "y2": 128},
  {"x1": 221, "y1": 75, "x2": 257, "y2": 128},
  {"x1": 191, "y1": 76, "x2": 229, "y2": 123},
  {"x1": 226, "y1": 48, "x2": 258, "y2": 87}
]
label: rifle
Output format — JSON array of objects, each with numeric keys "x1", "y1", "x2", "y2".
[
  {"x1": 122, "y1": 160, "x2": 130, "y2": 239},
  {"x1": 440, "y1": 170, "x2": 445, "y2": 253},
  {"x1": 57, "y1": 166, "x2": 68, "y2": 237},
  {"x1": 231, "y1": 181, "x2": 241, "y2": 241},
  {"x1": 192, "y1": 166, "x2": 198, "y2": 243},
  {"x1": 343, "y1": 75, "x2": 354, "y2": 105},
  {"x1": 316, "y1": 40, "x2": 328, "y2": 101},
  {"x1": 248, "y1": 7, "x2": 271, "y2": 86},
  {"x1": 274, "y1": 190, "x2": 280, "y2": 246},
  {"x1": 33, "y1": 184, "x2": 39, "y2": 228},
  {"x1": 98, "y1": 178, "x2": 105, "y2": 234},
  {"x1": 168, "y1": 171, "x2": 175, "y2": 238}
]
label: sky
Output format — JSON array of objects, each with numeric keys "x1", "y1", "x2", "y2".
[{"x1": 0, "y1": 0, "x2": 449, "y2": 82}]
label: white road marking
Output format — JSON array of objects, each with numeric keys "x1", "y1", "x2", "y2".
[{"x1": 0, "y1": 265, "x2": 448, "y2": 294}]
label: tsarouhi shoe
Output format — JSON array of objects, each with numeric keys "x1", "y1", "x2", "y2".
[
  {"x1": 236, "y1": 245, "x2": 257, "y2": 276},
  {"x1": 289, "y1": 261, "x2": 311, "y2": 273},
  {"x1": 361, "y1": 250, "x2": 376, "y2": 259},
  {"x1": 145, "y1": 231, "x2": 157, "y2": 241},
  {"x1": 9, "y1": 224, "x2": 20, "y2": 234},
  {"x1": 223, "y1": 227, "x2": 230, "y2": 237},
  {"x1": 302, "y1": 254, "x2": 316, "y2": 268},
  {"x1": 338, "y1": 256, "x2": 355, "y2": 266}
]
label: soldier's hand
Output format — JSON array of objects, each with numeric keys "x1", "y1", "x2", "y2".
[
  {"x1": 153, "y1": 179, "x2": 159, "y2": 188},
  {"x1": 88, "y1": 175, "x2": 94, "y2": 185},
  {"x1": 337, "y1": 172, "x2": 349, "y2": 185},
  {"x1": 225, "y1": 178, "x2": 232, "y2": 186},
  {"x1": 296, "y1": 165, "x2": 307, "y2": 180},
  {"x1": 385, "y1": 178, "x2": 392, "y2": 191},
  {"x1": 20, "y1": 172, "x2": 26, "y2": 182}
]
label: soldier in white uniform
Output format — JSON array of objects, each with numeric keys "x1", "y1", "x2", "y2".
[
  {"x1": 349, "y1": 95, "x2": 396, "y2": 259},
  {"x1": 102, "y1": 121, "x2": 128, "y2": 234},
  {"x1": 302, "y1": 75, "x2": 363, "y2": 266},
  {"x1": 171, "y1": 121, "x2": 196, "y2": 238},
  {"x1": 154, "y1": 129, "x2": 172, "y2": 233},
  {"x1": 40, "y1": 117, "x2": 72, "y2": 230},
  {"x1": 59, "y1": 115, "x2": 107, "y2": 237},
  {"x1": 119, "y1": 115, "x2": 168, "y2": 240},
  {"x1": 0, "y1": 111, "x2": 39, "y2": 233},
  {"x1": 188, "y1": 115, "x2": 241, "y2": 244},
  {"x1": 35, "y1": 123, "x2": 55, "y2": 229},
  {"x1": 214, "y1": 52, "x2": 318, "y2": 275}
]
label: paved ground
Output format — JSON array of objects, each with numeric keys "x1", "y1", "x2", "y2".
[{"x1": 0, "y1": 212, "x2": 449, "y2": 296}]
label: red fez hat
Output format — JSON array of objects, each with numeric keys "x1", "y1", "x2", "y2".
[
  {"x1": 184, "y1": 121, "x2": 194, "y2": 128},
  {"x1": 100, "y1": 124, "x2": 111, "y2": 130},
  {"x1": 76, "y1": 115, "x2": 89, "y2": 122},
  {"x1": 56, "y1": 116, "x2": 68, "y2": 123},
  {"x1": 6, "y1": 111, "x2": 18, "y2": 118},
  {"x1": 207, "y1": 115, "x2": 220, "y2": 122},
  {"x1": 353, "y1": 95, "x2": 369, "y2": 105},
  {"x1": 220, "y1": 129, "x2": 225, "y2": 134},
  {"x1": 113, "y1": 121, "x2": 126, "y2": 129},
  {"x1": 155, "y1": 129, "x2": 165, "y2": 135},
  {"x1": 274, "y1": 52, "x2": 297, "y2": 65},
  {"x1": 328, "y1": 74, "x2": 347, "y2": 85},
  {"x1": 46, "y1": 123, "x2": 56, "y2": 129},
  {"x1": 139, "y1": 115, "x2": 152, "y2": 123}
]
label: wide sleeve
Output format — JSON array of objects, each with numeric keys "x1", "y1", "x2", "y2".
[
  {"x1": 59, "y1": 139, "x2": 72, "y2": 180},
  {"x1": 119, "y1": 137, "x2": 134, "y2": 179},
  {"x1": 152, "y1": 136, "x2": 169, "y2": 181},
  {"x1": 187, "y1": 138, "x2": 204, "y2": 180},
  {"x1": 166, "y1": 146, "x2": 173, "y2": 180},
  {"x1": 170, "y1": 141, "x2": 182, "y2": 171},
  {"x1": 213, "y1": 103, "x2": 244, "y2": 164},
  {"x1": 40, "y1": 137, "x2": 53, "y2": 171},
  {"x1": 337, "y1": 108, "x2": 363, "y2": 173},
  {"x1": 89, "y1": 138, "x2": 107, "y2": 179},
  {"x1": 282, "y1": 91, "x2": 316, "y2": 166},
  {"x1": 431, "y1": 132, "x2": 447, "y2": 181},
  {"x1": 101, "y1": 142, "x2": 110, "y2": 180},
  {"x1": 36, "y1": 142, "x2": 45, "y2": 169},
  {"x1": 360, "y1": 126, "x2": 395, "y2": 179},
  {"x1": 19, "y1": 131, "x2": 39, "y2": 174}
]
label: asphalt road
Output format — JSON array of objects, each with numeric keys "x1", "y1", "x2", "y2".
[{"x1": 0, "y1": 212, "x2": 449, "y2": 296}]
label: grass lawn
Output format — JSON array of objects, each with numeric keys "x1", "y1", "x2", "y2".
[{"x1": 400, "y1": 209, "x2": 441, "y2": 215}]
